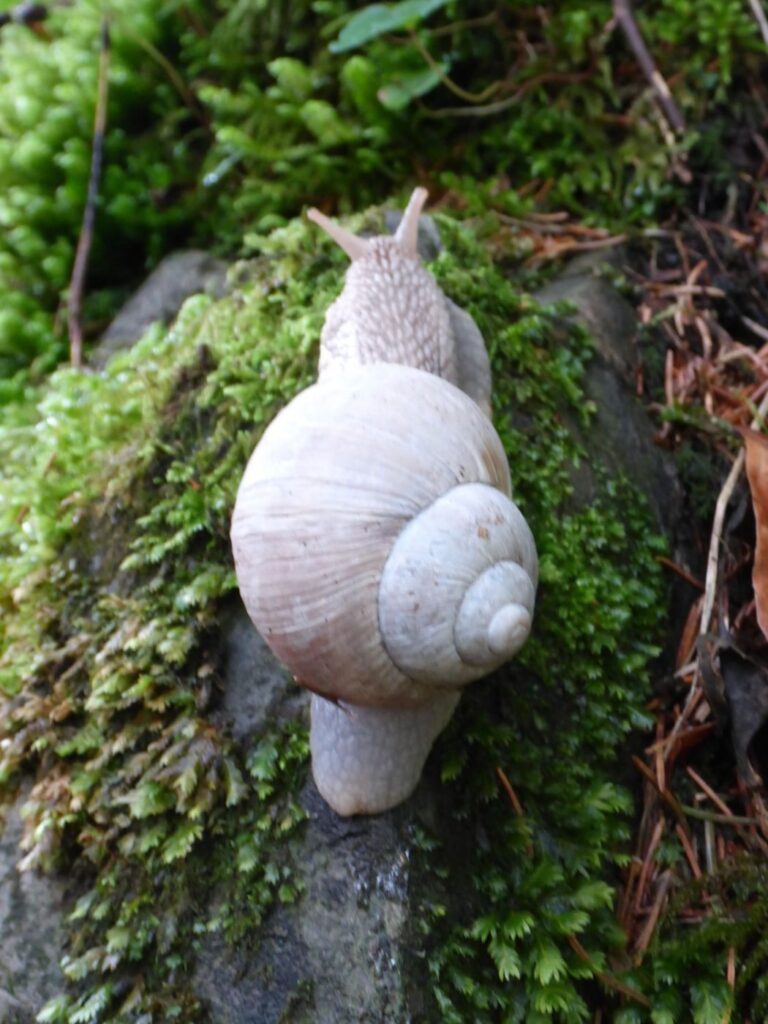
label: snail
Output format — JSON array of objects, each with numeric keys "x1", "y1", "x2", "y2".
[{"x1": 231, "y1": 188, "x2": 538, "y2": 816}]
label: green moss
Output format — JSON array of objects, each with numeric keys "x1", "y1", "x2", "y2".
[
  {"x1": 0, "y1": 0, "x2": 214, "y2": 391},
  {"x1": 2, "y1": 0, "x2": 763, "y2": 395}
]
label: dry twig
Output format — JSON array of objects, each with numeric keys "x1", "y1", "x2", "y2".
[
  {"x1": 68, "y1": 17, "x2": 110, "y2": 368},
  {"x1": 612, "y1": 0, "x2": 685, "y2": 134},
  {"x1": 747, "y1": 0, "x2": 768, "y2": 47}
]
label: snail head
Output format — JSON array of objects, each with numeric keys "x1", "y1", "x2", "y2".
[{"x1": 307, "y1": 187, "x2": 428, "y2": 263}]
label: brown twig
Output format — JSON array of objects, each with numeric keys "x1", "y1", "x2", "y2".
[
  {"x1": 566, "y1": 935, "x2": 652, "y2": 1007},
  {"x1": 67, "y1": 17, "x2": 110, "y2": 368},
  {"x1": 409, "y1": 31, "x2": 504, "y2": 104},
  {"x1": 496, "y1": 766, "x2": 533, "y2": 854},
  {"x1": 422, "y1": 70, "x2": 593, "y2": 118},
  {"x1": 496, "y1": 765, "x2": 525, "y2": 816},
  {"x1": 612, "y1": 0, "x2": 685, "y2": 134},
  {"x1": 656, "y1": 555, "x2": 704, "y2": 590},
  {"x1": 700, "y1": 387, "x2": 768, "y2": 636},
  {"x1": 748, "y1": 0, "x2": 768, "y2": 47},
  {"x1": 675, "y1": 822, "x2": 703, "y2": 879},
  {"x1": 633, "y1": 871, "x2": 673, "y2": 960},
  {"x1": 686, "y1": 766, "x2": 736, "y2": 819}
]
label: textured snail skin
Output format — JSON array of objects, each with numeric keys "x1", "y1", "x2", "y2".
[
  {"x1": 231, "y1": 189, "x2": 538, "y2": 815},
  {"x1": 309, "y1": 692, "x2": 460, "y2": 817},
  {"x1": 309, "y1": 188, "x2": 492, "y2": 414}
]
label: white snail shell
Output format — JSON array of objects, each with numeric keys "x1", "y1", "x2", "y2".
[{"x1": 231, "y1": 190, "x2": 538, "y2": 815}]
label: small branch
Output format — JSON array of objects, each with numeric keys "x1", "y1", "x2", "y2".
[
  {"x1": 742, "y1": 315, "x2": 768, "y2": 345},
  {"x1": 674, "y1": 822, "x2": 703, "y2": 878},
  {"x1": 681, "y1": 804, "x2": 760, "y2": 827},
  {"x1": 633, "y1": 871, "x2": 673, "y2": 960},
  {"x1": 421, "y1": 70, "x2": 592, "y2": 118},
  {"x1": 566, "y1": 935, "x2": 652, "y2": 1008},
  {"x1": 656, "y1": 555, "x2": 704, "y2": 590},
  {"x1": 429, "y1": 12, "x2": 498, "y2": 37},
  {"x1": 68, "y1": 17, "x2": 110, "y2": 368},
  {"x1": 496, "y1": 766, "x2": 533, "y2": 855},
  {"x1": 686, "y1": 765, "x2": 737, "y2": 818},
  {"x1": 496, "y1": 766, "x2": 524, "y2": 816},
  {"x1": 120, "y1": 24, "x2": 207, "y2": 127},
  {"x1": 612, "y1": 0, "x2": 685, "y2": 134},
  {"x1": 700, "y1": 386, "x2": 768, "y2": 636},
  {"x1": 748, "y1": 0, "x2": 768, "y2": 47},
  {"x1": 409, "y1": 31, "x2": 503, "y2": 104}
]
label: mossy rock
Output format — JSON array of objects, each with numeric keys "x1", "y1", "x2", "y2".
[{"x1": 0, "y1": 203, "x2": 679, "y2": 1022}]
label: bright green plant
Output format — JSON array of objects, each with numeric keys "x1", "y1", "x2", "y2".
[{"x1": 0, "y1": 0, "x2": 212, "y2": 394}]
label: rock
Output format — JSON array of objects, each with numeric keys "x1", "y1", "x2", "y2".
[
  {"x1": 0, "y1": 989, "x2": 31, "y2": 1024},
  {"x1": 216, "y1": 603, "x2": 299, "y2": 743},
  {"x1": 93, "y1": 250, "x2": 228, "y2": 368},
  {"x1": 195, "y1": 786, "x2": 418, "y2": 1024},
  {"x1": 201, "y1": 602, "x2": 428, "y2": 1021},
  {"x1": 535, "y1": 262, "x2": 681, "y2": 535},
  {"x1": 0, "y1": 795, "x2": 66, "y2": 1021}
]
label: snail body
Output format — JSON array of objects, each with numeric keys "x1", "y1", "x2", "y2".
[{"x1": 231, "y1": 190, "x2": 538, "y2": 815}]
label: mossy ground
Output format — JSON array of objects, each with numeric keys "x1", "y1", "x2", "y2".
[{"x1": 0, "y1": 199, "x2": 695, "y2": 1022}]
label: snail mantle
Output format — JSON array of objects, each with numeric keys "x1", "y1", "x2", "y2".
[{"x1": 231, "y1": 189, "x2": 538, "y2": 816}]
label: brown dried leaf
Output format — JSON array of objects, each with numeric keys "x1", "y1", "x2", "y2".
[
  {"x1": 698, "y1": 634, "x2": 768, "y2": 789},
  {"x1": 741, "y1": 427, "x2": 768, "y2": 642}
]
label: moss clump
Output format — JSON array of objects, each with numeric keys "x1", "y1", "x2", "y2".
[
  {"x1": 0, "y1": 0, "x2": 211, "y2": 393},
  {"x1": 2, "y1": 0, "x2": 764, "y2": 398}
]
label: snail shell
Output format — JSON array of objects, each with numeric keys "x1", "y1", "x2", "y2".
[
  {"x1": 231, "y1": 362, "x2": 536, "y2": 711},
  {"x1": 231, "y1": 190, "x2": 538, "y2": 815}
]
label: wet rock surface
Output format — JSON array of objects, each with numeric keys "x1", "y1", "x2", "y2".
[
  {"x1": 216, "y1": 603, "x2": 300, "y2": 743},
  {"x1": 536, "y1": 261, "x2": 681, "y2": 536},
  {"x1": 195, "y1": 786, "x2": 419, "y2": 1024},
  {"x1": 93, "y1": 250, "x2": 228, "y2": 367},
  {"x1": 0, "y1": 797, "x2": 66, "y2": 1023}
]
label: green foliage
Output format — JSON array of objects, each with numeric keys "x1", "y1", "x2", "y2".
[
  {"x1": 638, "y1": 855, "x2": 768, "y2": 1023},
  {"x1": 0, "y1": 197, "x2": 761, "y2": 1020},
  {"x1": 0, "y1": 1, "x2": 209, "y2": 393},
  {"x1": 330, "y1": 0, "x2": 451, "y2": 53},
  {"x1": 1, "y1": 0, "x2": 762, "y2": 394}
]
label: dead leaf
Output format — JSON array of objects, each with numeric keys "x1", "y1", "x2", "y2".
[
  {"x1": 740, "y1": 427, "x2": 768, "y2": 643},
  {"x1": 697, "y1": 633, "x2": 768, "y2": 788},
  {"x1": 721, "y1": 648, "x2": 768, "y2": 788}
]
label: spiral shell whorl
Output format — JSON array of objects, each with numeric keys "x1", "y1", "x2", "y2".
[
  {"x1": 455, "y1": 560, "x2": 535, "y2": 665},
  {"x1": 378, "y1": 483, "x2": 537, "y2": 688}
]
